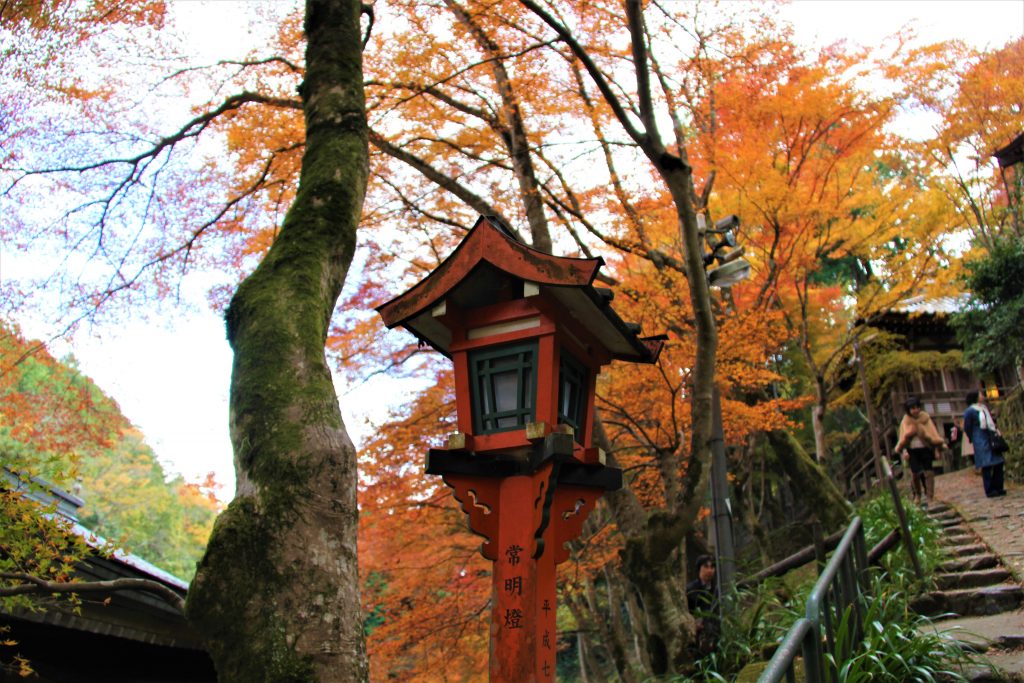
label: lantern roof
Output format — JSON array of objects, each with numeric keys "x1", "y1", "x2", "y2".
[{"x1": 376, "y1": 216, "x2": 663, "y2": 363}]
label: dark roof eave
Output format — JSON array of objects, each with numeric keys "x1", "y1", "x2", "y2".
[
  {"x1": 377, "y1": 216, "x2": 602, "y2": 329},
  {"x1": 993, "y1": 132, "x2": 1024, "y2": 168},
  {"x1": 576, "y1": 281, "x2": 664, "y2": 363}
]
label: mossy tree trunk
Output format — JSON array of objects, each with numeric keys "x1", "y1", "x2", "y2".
[
  {"x1": 185, "y1": 1, "x2": 369, "y2": 681},
  {"x1": 595, "y1": 420, "x2": 701, "y2": 678},
  {"x1": 766, "y1": 430, "x2": 852, "y2": 532}
]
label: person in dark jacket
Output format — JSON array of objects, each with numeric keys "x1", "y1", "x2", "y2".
[
  {"x1": 963, "y1": 390, "x2": 1006, "y2": 498},
  {"x1": 686, "y1": 554, "x2": 719, "y2": 655}
]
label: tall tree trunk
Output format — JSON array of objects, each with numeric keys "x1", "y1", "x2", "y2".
[
  {"x1": 733, "y1": 435, "x2": 771, "y2": 566},
  {"x1": 766, "y1": 430, "x2": 852, "y2": 532},
  {"x1": 619, "y1": 536, "x2": 694, "y2": 675},
  {"x1": 601, "y1": 566, "x2": 645, "y2": 683},
  {"x1": 595, "y1": 419, "x2": 697, "y2": 678},
  {"x1": 564, "y1": 589, "x2": 610, "y2": 683},
  {"x1": 506, "y1": 2, "x2": 719, "y2": 675},
  {"x1": 186, "y1": 1, "x2": 370, "y2": 681}
]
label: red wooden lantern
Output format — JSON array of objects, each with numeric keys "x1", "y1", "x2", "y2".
[{"x1": 377, "y1": 216, "x2": 663, "y2": 681}]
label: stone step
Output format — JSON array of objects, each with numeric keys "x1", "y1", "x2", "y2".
[
  {"x1": 942, "y1": 524, "x2": 971, "y2": 536},
  {"x1": 929, "y1": 510, "x2": 958, "y2": 522},
  {"x1": 939, "y1": 517, "x2": 964, "y2": 528},
  {"x1": 965, "y1": 665, "x2": 1018, "y2": 683},
  {"x1": 968, "y1": 650, "x2": 1024, "y2": 683},
  {"x1": 919, "y1": 613, "x2": 1024, "y2": 654},
  {"x1": 947, "y1": 632, "x2": 1024, "y2": 655},
  {"x1": 927, "y1": 502, "x2": 953, "y2": 514},
  {"x1": 949, "y1": 543, "x2": 990, "y2": 557},
  {"x1": 935, "y1": 567, "x2": 1013, "y2": 590},
  {"x1": 911, "y1": 584, "x2": 1024, "y2": 618},
  {"x1": 940, "y1": 554, "x2": 1000, "y2": 572},
  {"x1": 942, "y1": 533, "x2": 977, "y2": 546}
]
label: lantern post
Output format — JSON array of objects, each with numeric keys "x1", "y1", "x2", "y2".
[
  {"x1": 377, "y1": 216, "x2": 663, "y2": 682},
  {"x1": 701, "y1": 213, "x2": 752, "y2": 599}
]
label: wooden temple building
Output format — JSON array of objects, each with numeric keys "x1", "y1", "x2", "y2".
[
  {"x1": 837, "y1": 297, "x2": 1022, "y2": 498},
  {"x1": 1, "y1": 471, "x2": 215, "y2": 682}
]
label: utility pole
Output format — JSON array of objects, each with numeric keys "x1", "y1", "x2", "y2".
[{"x1": 709, "y1": 385, "x2": 736, "y2": 597}]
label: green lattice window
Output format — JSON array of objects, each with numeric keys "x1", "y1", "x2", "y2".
[
  {"x1": 558, "y1": 351, "x2": 588, "y2": 441},
  {"x1": 470, "y1": 342, "x2": 537, "y2": 434}
]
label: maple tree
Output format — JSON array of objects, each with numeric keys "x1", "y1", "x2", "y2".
[
  {"x1": 352, "y1": 3, "x2": 874, "y2": 676},
  {"x1": 0, "y1": 322, "x2": 218, "y2": 677},
  {"x1": 356, "y1": 372, "x2": 492, "y2": 681},
  {"x1": 901, "y1": 37, "x2": 1024, "y2": 251},
  {"x1": 352, "y1": 3, "x2": 1002, "y2": 675},
  {"x1": 294, "y1": 2, "x2": 920, "y2": 677},
  {"x1": 0, "y1": 324, "x2": 124, "y2": 622},
  {"x1": 3, "y1": 0, "x2": 373, "y2": 680},
  {"x1": 681, "y1": 27, "x2": 961, "y2": 464},
  {"x1": 2, "y1": 0, "x2": 1014, "y2": 680},
  {"x1": 181, "y1": 2, "x2": 374, "y2": 682}
]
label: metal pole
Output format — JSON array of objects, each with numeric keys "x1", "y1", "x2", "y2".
[
  {"x1": 710, "y1": 385, "x2": 736, "y2": 598},
  {"x1": 882, "y1": 457, "x2": 925, "y2": 582}
]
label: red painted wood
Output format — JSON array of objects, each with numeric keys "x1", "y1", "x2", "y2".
[
  {"x1": 470, "y1": 431, "x2": 531, "y2": 453},
  {"x1": 531, "y1": 295, "x2": 614, "y2": 367},
  {"x1": 551, "y1": 486, "x2": 601, "y2": 565},
  {"x1": 444, "y1": 464, "x2": 605, "y2": 681},
  {"x1": 452, "y1": 350, "x2": 473, "y2": 435},
  {"x1": 377, "y1": 217, "x2": 601, "y2": 328},
  {"x1": 454, "y1": 297, "x2": 538, "y2": 329},
  {"x1": 491, "y1": 474, "x2": 545, "y2": 682},
  {"x1": 448, "y1": 323, "x2": 557, "y2": 355},
  {"x1": 535, "y1": 335, "x2": 557, "y2": 429},
  {"x1": 532, "y1": 526, "x2": 557, "y2": 682},
  {"x1": 443, "y1": 474, "x2": 502, "y2": 561}
]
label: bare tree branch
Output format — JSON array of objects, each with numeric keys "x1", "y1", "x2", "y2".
[
  {"x1": 0, "y1": 572, "x2": 185, "y2": 613},
  {"x1": 369, "y1": 129, "x2": 517, "y2": 236}
]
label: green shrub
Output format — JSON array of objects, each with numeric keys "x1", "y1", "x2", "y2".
[
  {"x1": 997, "y1": 386, "x2": 1024, "y2": 484},
  {"x1": 827, "y1": 573, "x2": 986, "y2": 682},
  {"x1": 667, "y1": 490, "x2": 986, "y2": 682}
]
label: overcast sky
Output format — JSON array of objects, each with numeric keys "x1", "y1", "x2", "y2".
[{"x1": 19, "y1": 0, "x2": 1024, "y2": 501}]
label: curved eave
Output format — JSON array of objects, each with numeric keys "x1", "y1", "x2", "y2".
[
  {"x1": 375, "y1": 216, "x2": 664, "y2": 364},
  {"x1": 376, "y1": 216, "x2": 602, "y2": 328},
  {"x1": 548, "y1": 283, "x2": 664, "y2": 364}
]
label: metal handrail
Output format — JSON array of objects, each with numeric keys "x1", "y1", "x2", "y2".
[
  {"x1": 757, "y1": 618, "x2": 813, "y2": 683},
  {"x1": 757, "y1": 517, "x2": 869, "y2": 683}
]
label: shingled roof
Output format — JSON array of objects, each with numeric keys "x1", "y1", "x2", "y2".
[{"x1": 376, "y1": 216, "x2": 663, "y2": 363}]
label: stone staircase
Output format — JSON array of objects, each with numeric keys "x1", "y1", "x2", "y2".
[{"x1": 912, "y1": 503, "x2": 1024, "y2": 682}]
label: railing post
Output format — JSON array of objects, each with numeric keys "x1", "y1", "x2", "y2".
[
  {"x1": 812, "y1": 520, "x2": 827, "y2": 574},
  {"x1": 882, "y1": 457, "x2": 924, "y2": 582},
  {"x1": 801, "y1": 614, "x2": 824, "y2": 683},
  {"x1": 759, "y1": 518, "x2": 870, "y2": 683}
]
